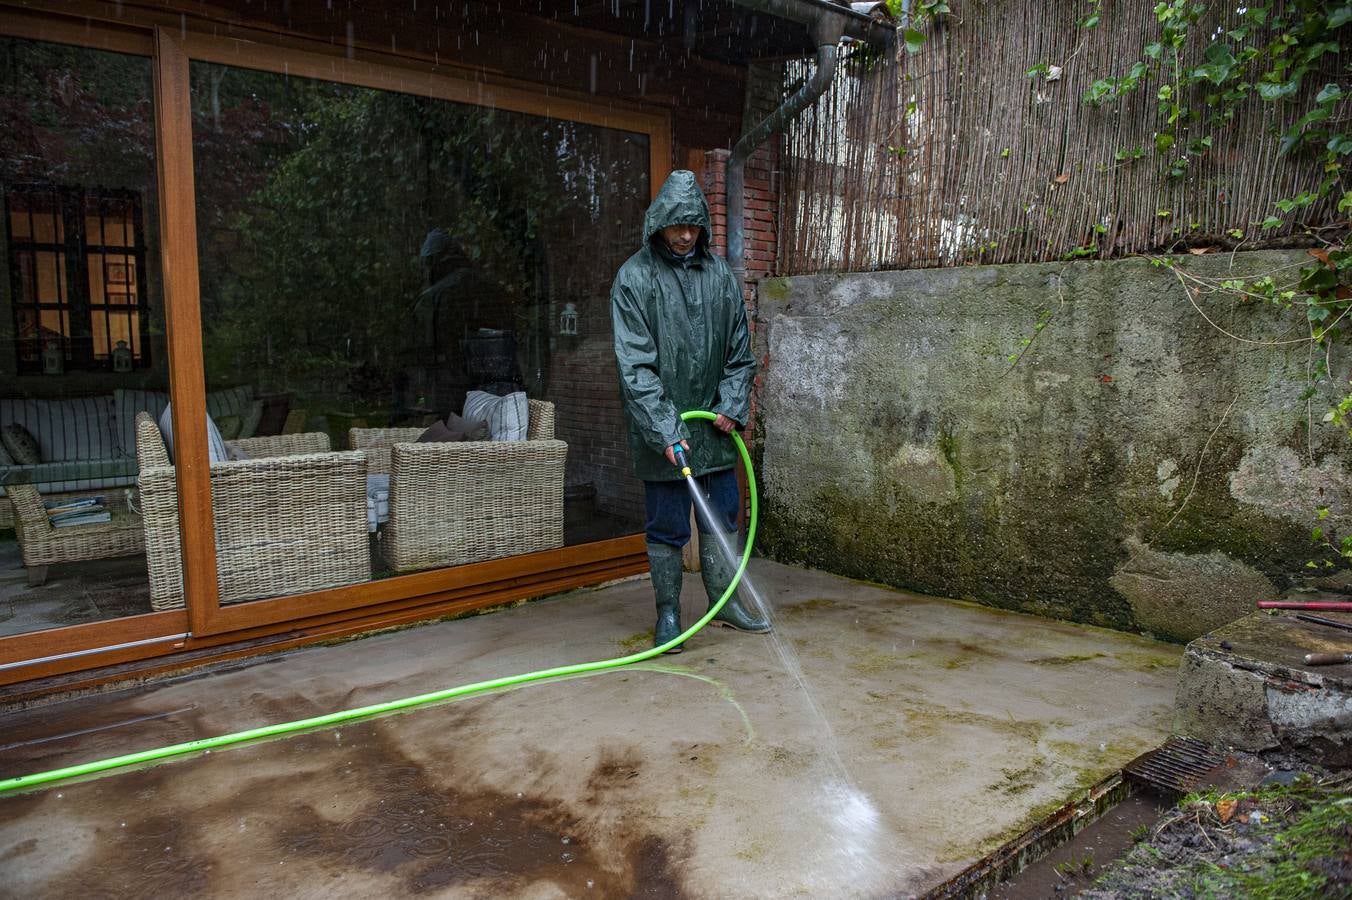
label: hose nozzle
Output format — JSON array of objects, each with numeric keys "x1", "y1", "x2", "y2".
[{"x1": 672, "y1": 444, "x2": 692, "y2": 478}]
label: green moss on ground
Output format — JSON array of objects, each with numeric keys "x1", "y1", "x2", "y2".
[{"x1": 616, "y1": 631, "x2": 652, "y2": 654}]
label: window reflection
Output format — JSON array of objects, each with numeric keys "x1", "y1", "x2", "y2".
[{"x1": 191, "y1": 62, "x2": 649, "y2": 591}]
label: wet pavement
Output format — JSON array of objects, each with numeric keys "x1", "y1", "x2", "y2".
[{"x1": 0, "y1": 560, "x2": 1181, "y2": 898}]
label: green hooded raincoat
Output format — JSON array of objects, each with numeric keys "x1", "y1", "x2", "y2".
[{"x1": 611, "y1": 170, "x2": 756, "y2": 482}]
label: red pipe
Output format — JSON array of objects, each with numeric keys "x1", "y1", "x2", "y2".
[{"x1": 1256, "y1": 600, "x2": 1352, "y2": 611}]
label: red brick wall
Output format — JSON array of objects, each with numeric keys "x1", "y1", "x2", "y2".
[{"x1": 700, "y1": 60, "x2": 783, "y2": 455}]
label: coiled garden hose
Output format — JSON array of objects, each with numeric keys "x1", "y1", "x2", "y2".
[{"x1": 0, "y1": 411, "x2": 755, "y2": 795}]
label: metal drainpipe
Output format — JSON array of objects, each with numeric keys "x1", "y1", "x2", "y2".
[{"x1": 727, "y1": 17, "x2": 845, "y2": 287}]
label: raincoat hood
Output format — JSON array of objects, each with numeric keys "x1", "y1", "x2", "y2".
[{"x1": 642, "y1": 170, "x2": 712, "y2": 250}]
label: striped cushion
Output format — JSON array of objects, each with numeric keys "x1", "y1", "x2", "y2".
[
  {"x1": 462, "y1": 391, "x2": 529, "y2": 441},
  {"x1": 206, "y1": 385, "x2": 252, "y2": 420},
  {"x1": 0, "y1": 396, "x2": 118, "y2": 462},
  {"x1": 112, "y1": 388, "x2": 170, "y2": 456}
]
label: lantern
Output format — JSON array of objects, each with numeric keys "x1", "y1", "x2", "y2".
[
  {"x1": 559, "y1": 302, "x2": 578, "y2": 336},
  {"x1": 112, "y1": 340, "x2": 134, "y2": 373},
  {"x1": 42, "y1": 340, "x2": 64, "y2": 375}
]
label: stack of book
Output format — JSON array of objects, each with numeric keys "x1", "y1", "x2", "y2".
[{"x1": 44, "y1": 495, "x2": 111, "y2": 527}]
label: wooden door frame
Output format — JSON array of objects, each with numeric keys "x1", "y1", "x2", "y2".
[{"x1": 0, "y1": 3, "x2": 672, "y2": 683}]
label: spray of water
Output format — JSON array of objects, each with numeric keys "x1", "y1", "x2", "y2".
[{"x1": 683, "y1": 475, "x2": 888, "y2": 883}]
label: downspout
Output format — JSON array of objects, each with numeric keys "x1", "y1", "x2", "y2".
[{"x1": 727, "y1": 17, "x2": 845, "y2": 287}]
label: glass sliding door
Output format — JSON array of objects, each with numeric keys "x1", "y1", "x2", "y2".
[
  {"x1": 189, "y1": 60, "x2": 650, "y2": 602},
  {"x1": 0, "y1": 35, "x2": 177, "y2": 639}
]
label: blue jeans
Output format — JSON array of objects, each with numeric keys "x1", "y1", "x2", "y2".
[{"x1": 644, "y1": 469, "x2": 739, "y2": 548}]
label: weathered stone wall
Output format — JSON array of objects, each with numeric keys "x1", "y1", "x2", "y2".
[{"x1": 756, "y1": 251, "x2": 1352, "y2": 641}]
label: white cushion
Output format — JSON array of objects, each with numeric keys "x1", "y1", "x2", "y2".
[
  {"x1": 158, "y1": 403, "x2": 229, "y2": 464},
  {"x1": 462, "y1": 391, "x2": 529, "y2": 441},
  {"x1": 0, "y1": 396, "x2": 118, "y2": 462},
  {"x1": 112, "y1": 388, "x2": 170, "y2": 456},
  {"x1": 366, "y1": 473, "x2": 390, "y2": 532}
]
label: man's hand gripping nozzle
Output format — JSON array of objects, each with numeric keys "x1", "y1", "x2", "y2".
[{"x1": 672, "y1": 444, "x2": 692, "y2": 478}]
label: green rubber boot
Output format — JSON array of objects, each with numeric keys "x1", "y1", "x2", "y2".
[
  {"x1": 700, "y1": 537, "x2": 771, "y2": 633},
  {"x1": 647, "y1": 541, "x2": 685, "y2": 653}
]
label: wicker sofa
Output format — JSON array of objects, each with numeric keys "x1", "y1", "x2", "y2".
[
  {"x1": 134, "y1": 412, "x2": 371, "y2": 610},
  {"x1": 349, "y1": 399, "x2": 566, "y2": 572},
  {"x1": 0, "y1": 386, "x2": 273, "y2": 528}
]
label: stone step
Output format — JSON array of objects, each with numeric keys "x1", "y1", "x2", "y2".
[{"x1": 1174, "y1": 610, "x2": 1352, "y2": 766}]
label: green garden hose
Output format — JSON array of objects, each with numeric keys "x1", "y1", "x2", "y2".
[{"x1": 0, "y1": 411, "x2": 756, "y2": 796}]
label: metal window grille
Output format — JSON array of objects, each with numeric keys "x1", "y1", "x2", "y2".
[{"x1": 5, "y1": 184, "x2": 151, "y2": 373}]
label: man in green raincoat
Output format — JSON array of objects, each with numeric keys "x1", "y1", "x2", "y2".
[{"x1": 611, "y1": 170, "x2": 770, "y2": 653}]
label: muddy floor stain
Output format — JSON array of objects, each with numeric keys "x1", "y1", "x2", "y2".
[
  {"x1": 9, "y1": 721, "x2": 688, "y2": 899},
  {"x1": 277, "y1": 725, "x2": 687, "y2": 896}
]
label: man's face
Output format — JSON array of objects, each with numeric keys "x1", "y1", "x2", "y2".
[{"x1": 660, "y1": 223, "x2": 700, "y2": 256}]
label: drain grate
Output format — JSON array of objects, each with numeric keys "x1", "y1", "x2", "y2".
[{"x1": 1123, "y1": 736, "x2": 1226, "y2": 795}]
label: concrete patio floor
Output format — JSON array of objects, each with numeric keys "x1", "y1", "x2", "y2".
[{"x1": 0, "y1": 560, "x2": 1182, "y2": 898}]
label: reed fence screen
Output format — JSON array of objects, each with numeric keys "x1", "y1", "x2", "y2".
[{"x1": 778, "y1": 0, "x2": 1347, "y2": 275}]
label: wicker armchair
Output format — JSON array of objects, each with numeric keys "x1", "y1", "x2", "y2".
[
  {"x1": 8, "y1": 482, "x2": 144, "y2": 586},
  {"x1": 134, "y1": 412, "x2": 371, "y2": 610},
  {"x1": 349, "y1": 399, "x2": 566, "y2": 572}
]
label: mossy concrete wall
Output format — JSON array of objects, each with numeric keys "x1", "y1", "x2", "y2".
[{"x1": 756, "y1": 252, "x2": 1352, "y2": 641}]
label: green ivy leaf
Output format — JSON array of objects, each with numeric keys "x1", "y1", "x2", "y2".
[
  {"x1": 904, "y1": 28, "x2": 927, "y2": 54},
  {"x1": 1315, "y1": 83, "x2": 1344, "y2": 105},
  {"x1": 1191, "y1": 42, "x2": 1237, "y2": 84},
  {"x1": 1084, "y1": 79, "x2": 1115, "y2": 105},
  {"x1": 1300, "y1": 265, "x2": 1338, "y2": 293},
  {"x1": 1331, "y1": 5, "x2": 1352, "y2": 29},
  {"x1": 1257, "y1": 80, "x2": 1299, "y2": 101}
]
